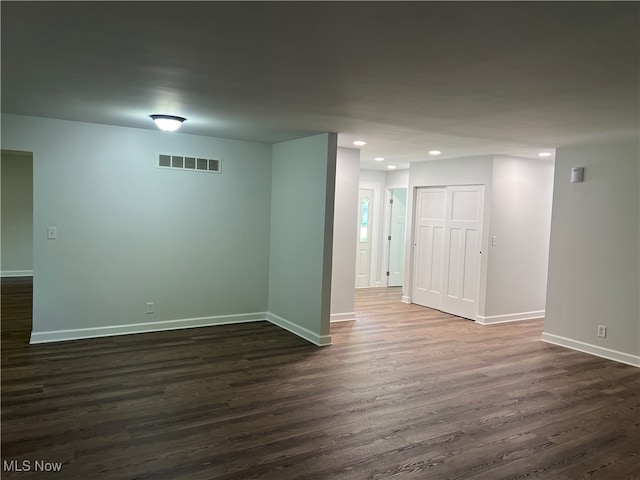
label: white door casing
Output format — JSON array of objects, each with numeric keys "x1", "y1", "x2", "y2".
[{"x1": 412, "y1": 185, "x2": 484, "y2": 320}]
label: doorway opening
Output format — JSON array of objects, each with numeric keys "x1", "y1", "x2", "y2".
[
  {"x1": 384, "y1": 187, "x2": 407, "y2": 287},
  {"x1": 1, "y1": 149, "x2": 34, "y2": 342}
]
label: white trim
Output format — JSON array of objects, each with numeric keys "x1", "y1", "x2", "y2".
[
  {"x1": 1, "y1": 270, "x2": 33, "y2": 277},
  {"x1": 29, "y1": 311, "x2": 335, "y2": 347},
  {"x1": 30, "y1": 312, "x2": 267, "y2": 344},
  {"x1": 476, "y1": 310, "x2": 545, "y2": 325},
  {"x1": 330, "y1": 312, "x2": 356, "y2": 322},
  {"x1": 402, "y1": 295, "x2": 411, "y2": 304},
  {"x1": 541, "y1": 332, "x2": 640, "y2": 368},
  {"x1": 267, "y1": 312, "x2": 332, "y2": 346}
]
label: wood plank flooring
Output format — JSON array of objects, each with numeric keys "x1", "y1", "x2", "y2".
[{"x1": 2, "y1": 278, "x2": 639, "y2": 479}]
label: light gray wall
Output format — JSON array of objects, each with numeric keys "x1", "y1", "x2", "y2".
[
  {"x1": 405, "y1": 156, "x2": 494, "y2": 313},
  {"x1": 331, "y1": 148, "x2": 360, "y2": 320},
  {"x1": 359, "y1": 169, "x2": 386, "y2": 185},
  {"x1": 408, "y1": 156, "x2": 494, "y2": 189},
  {"x1": 1, "y1": 150, "x2": 33, "y2": 275},
  {"x1": 385, "y1": 168, "x2": 409, "y2": 187},
  {"x1": 485, "y1": 156, "x2": 554, "y2": 318},
  {"x1": 544, "y1": 139, "x2": 639, "y2": 365},
  {"x1": 268, "y1": 133, "x2": 337, "y2": 345},
  {"x1": 1, "y1": 114, "x2": 272, "y2": 337}
]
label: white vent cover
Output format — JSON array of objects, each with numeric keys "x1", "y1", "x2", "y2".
[{"x1": 158, "y1": 154, "x2": 221, "y2": 173}]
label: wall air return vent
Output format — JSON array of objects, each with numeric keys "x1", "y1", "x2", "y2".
[
  {"x1": 158, "y1": 154, "x2": 221, "y2": 173},
  {"x1": 159, "y1": 154, "x2": 171, "y2": 167},
  {"x1": 171, "y1": 155, "x2": 184, "y2": 168}
]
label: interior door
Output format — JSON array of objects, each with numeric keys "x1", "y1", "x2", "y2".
[
  {"x1": 387, "y1": 188, "x2": 407, "y2": 287},
  {"x1": 355, "y1": 188, "x2": 374, "y2": 288},
  {"x1": 412, "y1": 187, "x2": 447, "y2": 308},
  {"x1": 412, "y1": 185, "x2": 484, "y2": 320},
  {"x1": 440, "y1": 186, "x2": 484, "y2": 319}
]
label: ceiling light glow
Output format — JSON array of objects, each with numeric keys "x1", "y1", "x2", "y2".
[
  {"x1": 374, "y1": 157, "x2": 384, "y2": 162},
  {"x1": 387, "y1": 165, "x2": 397, "y2": 170},
  {"x1": 538, "y1": 152, "x2": 552, "y2": 157},
  {"x1": 353, "y1": 140, "x2": 367, "y2": 146},
  {"x1": 429, "y1": 150, "x2": 442, "y2": 156},
  {"x1": 150, "y1": 114, "x2": 186, "y2": 132}
]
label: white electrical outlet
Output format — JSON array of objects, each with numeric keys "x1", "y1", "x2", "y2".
[
  {"x1": 597, "y1": 325, "x2": 606, "y2": 338},
  {"x1": 146, "y1": 302, "x2": 154, "y2": 314}
]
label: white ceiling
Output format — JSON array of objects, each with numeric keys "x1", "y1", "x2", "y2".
[{"x1": 1, "y1": 2, "x2": 638, "y2": 170}]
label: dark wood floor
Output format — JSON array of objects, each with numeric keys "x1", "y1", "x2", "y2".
[{"x1": 2, "y1": 278, "x2": 639, "y2": 479}]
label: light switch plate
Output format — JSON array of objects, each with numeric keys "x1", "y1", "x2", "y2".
[{"x1": 47, "y1": 227, "x2": 57, "y2": 240}]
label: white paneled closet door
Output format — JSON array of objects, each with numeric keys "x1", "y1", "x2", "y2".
[
  {"x1": 440, "y1": 185, "x2": 484, "y2": 319},
  {"x1": 412, "y1": 188, "x2": 447, "y2": 309},
  {"x1": 412, "y1": 185, "x2": 484, "y2": 320}
]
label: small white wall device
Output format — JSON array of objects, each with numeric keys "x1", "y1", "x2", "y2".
[{"x1": 571, "y1": 167, "x2": 584, "y2": 183}]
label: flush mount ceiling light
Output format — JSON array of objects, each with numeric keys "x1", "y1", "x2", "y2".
[
  {"x1": 374, "y1": 157, "x2": 385, "y2": 162},
  {"x1": 538, "y1": 152, "x2": 552, "y2": 157},
  {"x1": 429, "y1": 150, "x2": 442, "y2": 156},
  {"x1": 387, "y1": 165, "x2": 397, "y2": 170},
  {"x1": 353, "y1": 140, "x2": 367, "y2": 147},
  {"x1": 150, "y1": 114, "x2": 186, "y2": 132}
]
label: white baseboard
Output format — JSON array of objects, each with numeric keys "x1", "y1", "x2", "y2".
[
  {"x1": 1, "y1": 270, "x2": 33, "y2": 278},
  {"x1": 330, "y1": 312, "x2": 356, "y2": 322},
  {"x1": 267, "y1": 312, "x2": 332, "y2": 346},
  {"x1": 541, "y1": 332, "x2": 640, "y2": 368},
  {"x1": 30, "y1": 312, "x2": 267, "y2": 344},
  {"x1": 476, "y1": 310, "x2": 545, "y2": 325},
  {"x1": 401, "y1": 296, "x2": 411, "y2": 304},
  {"x1": 29, "y1": 310, "x2": 334, "y2": 348}
]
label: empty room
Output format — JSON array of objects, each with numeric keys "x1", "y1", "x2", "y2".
[{"x1": 1, "y1": 2, "x2": 638, "y2": 479}]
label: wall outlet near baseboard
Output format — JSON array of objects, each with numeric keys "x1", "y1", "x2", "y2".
[
  {"x1": 146, "y1": 302, "x2": 154, "y2": 314},
  {"x1": 597, "y1": 325, "x2": 606, "y2": 338}
]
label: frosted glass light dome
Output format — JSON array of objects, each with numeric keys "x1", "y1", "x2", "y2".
[{"x1": 150, "y1": 114, "x2": 186, "y2": 132}]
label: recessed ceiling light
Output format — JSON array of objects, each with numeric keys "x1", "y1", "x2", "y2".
[
  {"x1": 387, "y1": 165, "x2": 397, "y2": 170},
  {"x1": 538, "y1": 152, "x2": 552, "y2": 157},
  {"x1": 150, "y1": 114, "x2": 186, "y2": 132},
  {"x1": 353, "y1": 140, "x2": 367, "y2": 147},
  {"x1": 374, "y1": 157, "x2": 385, "y2": 162},
  {"x1": 429, "y1": 150, "x2": 441, "y2": 156}
]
